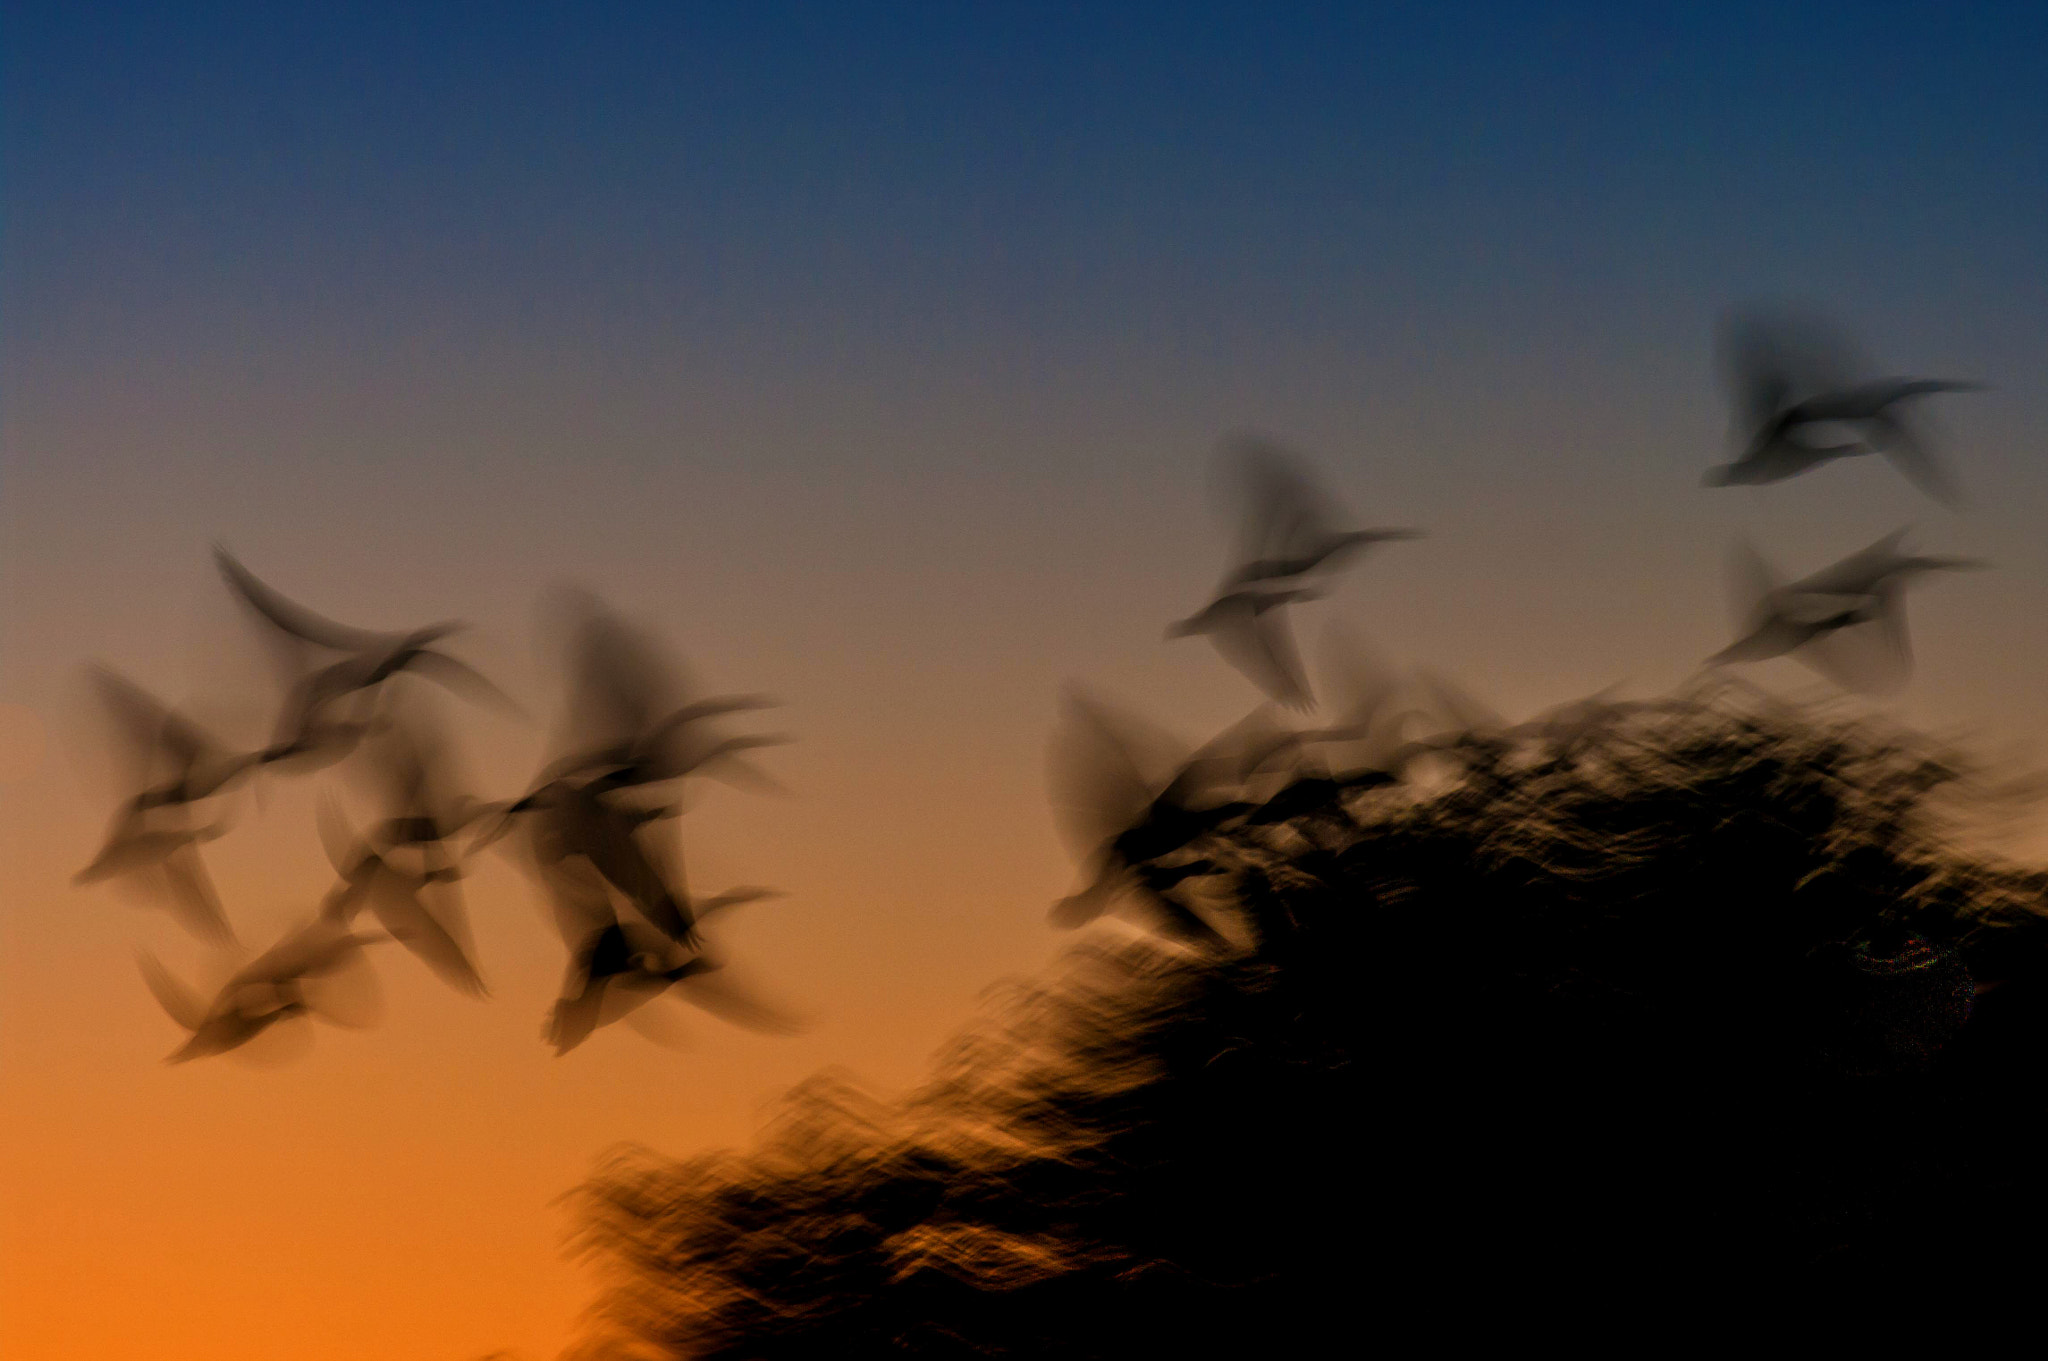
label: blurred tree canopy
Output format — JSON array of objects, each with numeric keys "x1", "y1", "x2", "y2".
[{"x1": 570, "y1": 690, "x2": 2048, "y2": 1356}]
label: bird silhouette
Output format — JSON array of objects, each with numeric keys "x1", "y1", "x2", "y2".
[
  {"x1": 537, "y1": 585, "x2": 788, "y2": 799},
  {"x1": 1219, "y1": 438, "x2": 1425, "y2": 590},
  {"x1": 74, "y1": 666, "x2": 257, "y2": 945},
  {"x1": 215, "y1": 547, "x2": 517, "y2": 770},
  {"x1": 313, "y1": 703, "x2": 491, "y2": 997},
  {"x1": 1171, "y1": 440, "x2": 1424, "y2": 709},
  {"x1": 1166, "y1": 588, "x2": 1321, "y2": 711},
  {"x1": 138, "y1": 915, "x2": 385, "y2": 1063},
  {"x1": 1707, "y1": 308, "x2": 1983, "y2": 504},
  {"x1": 1706, "y1": 532, "x2": 1981, "y2": 694},
  {"x1": 540, "y1": 873, "x2": 793, "y2": 1054},
  {"x1": 1046, "y1": 687, "x2": 1265, "y2": 945}
]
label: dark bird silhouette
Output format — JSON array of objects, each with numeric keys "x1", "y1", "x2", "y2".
[
  {"x1": 1046, "y1": 688, "x2": 1278, "y2": 945},
  {"x1": 1166, "y1": 588, "x2": 1321, "y2": 711},
  {"x1": 1707, "y1": 531, "x2": 1983, "y2": 694},
  {"x1": 1707, "y1": 309, "x2": 1984, "y2": 505},
  {"x1": 508, "y1": 776, "x2": 706, "y2": 951},
  {"x1": 540, "y1": 865, "x2": 794, "y2": 1054},
  {"x1": 546, "y1": 916, "x2": 721, "y2": 1055},
  {"x1": 138, "y1": 914, "x2": 385, "y2": 1063},
  {"x1": 74, "y1": 666, "x2": 258, "y2": 945},
  {"x1": 314, "y1": 702, "x2": 492, "y2": 997},
  {"x1": 1220, "y1": 438, "x2": 1426, "y2": 590},
  {"x1": 537, "y1": 586, "x2": 788, "y2": 800},
  {"x1": 214, "y1": 547, "x2": 517, "y2": 770},
  {"x1": 1171, "y1": 440, "x2": 1424, "y2": 710}
]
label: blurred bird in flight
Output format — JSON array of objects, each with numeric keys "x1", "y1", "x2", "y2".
[
  {"x1": 1170, "y1": 439, "x2": 1423, "y2": 709},
  {"x1": 1706, "y1": 308, "x2": 1983, "y2": 505}
]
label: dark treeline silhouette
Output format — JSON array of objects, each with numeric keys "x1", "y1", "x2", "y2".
[{"x1": 568, "y1": 685, "x2": 2048, "y2": 1354}]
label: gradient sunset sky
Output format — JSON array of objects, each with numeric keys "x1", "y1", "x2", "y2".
[{"x1": 5, "y1": 5, "x2": 2046, "y2": 1358}]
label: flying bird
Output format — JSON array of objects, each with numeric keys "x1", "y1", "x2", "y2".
[
  {"x1": 538, "y1": 861, "x2": 793, "y2": 1054},
  {"x1": 536, "y1": 585, "x2": 789, "y2": 799},
  {"x1": 138, "y1": 914, "x2": 385, "y2": 1063},
  {"x1": 1045, "y1": 687, "x2": 1266, "y2": 945},
  {"x1": 1706, "y1": 531, "x2": 1982, "y2": 695},
  {"x1": 1172, "y1": 439, "x2": 1423, "y2": 710},
  {"x1": 74, "y1": 666, "x2": 258, "y2": 945},
  {"x1": 1166, "y1": 587, "x2": 1321, "y2": 711},
  {"x1": 214, "y1": 547, "x2": 517, "y2": 770},
  {"x1": 1220, "y1": 438, "x2": 1426, "y2": 590},
  {"x1": 314, "y1": 705, "x2": 492, "y2": 997},
  {"x1": 1706, "y1": 308, "x2": 1984, "y2": 505}
]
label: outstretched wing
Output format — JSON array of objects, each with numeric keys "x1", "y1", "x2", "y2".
[
  {"x1": 1871, "y1": 414, "x2": 1963, "y2": 509},
  {"x1": 136, "y1": 952, "x2": 208, "y2": 1032},
  {"x1": 214, "y1": 546, "x2": 398, "y2": 653},
  {"x1": 1046, "y1": 687, "x2": 1188, "y2": 855},
  {"x1": 1789, "y1": 528, "x2": 1914, "y2": 598}
]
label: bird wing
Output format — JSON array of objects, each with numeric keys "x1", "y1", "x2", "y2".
[
  {"x1": 544, "y1": 585, "x2": 686, "y2": 768},
  {"x1": 229, "y1": 914, "x2": 376, "y2": 989},
  {"x1": 1045, "y1": 687, "x2": 1189, "y2": 855},
  {"x1": 363, "y1": 866, "x2": 487, "y2": 997},
  {"x1": 548, "y1": 925, "x2": 634, "y2": 1054},
  {"x1": 1726, "y1": 538, "x2": 1786, "y2": 635},
  {"x1": 299, "y1": 944, "x2": 385, "y2": 1028},
  {"x1": 214, "y1": 547, "x2": 402, "y2": 653},
  {"x1": 1708, "y1": 615, "x2": 1815, "y2": 666},
  {"x1": 405, "y1": 650, "x2": 523, "y2": 716},
  {"x1": 158, "y1": 842, "x2": 237, "y2": 946},
  {"x1": 674, "y1": 967, "x2": 806, "y2": 1035},
  {"x1": 693, "y1": 887, "x2": 784, "y2": 922},
  {"x1": 85, "y1": 665, "x2": 179, "y2": 790},
  {"x1": 136, "y1": 953, "x2": 208, "y2": 1032},
  {"x1": 1172, "y1": 704, "x2": 1299, "y2": 796},
  {"x1": 1224, "y1": 437, "x2": 1349, "y2": 583},
  {"x1": 1789, "y1": 528, "x2": 1915, "y2": 598},
  {"x1": 547, "y1": 990, "x2": 606, "y2": 1055},
  {"x1": 315, "y1": 791, "x2": 365, "y2": 879},
  {"x1": 1718, "y1": 306, "x2": 1870, "y2": 430},
  {"x1": 533, "y1": 851, "x2": 617, "y2": 950},
  {"x1": 1205, "y1": 598, "x2": 1313, "y2": 710},
  {"x1": 1800, "y1": 587, "x2": 1913, "y2": 696},
  {"x1": 1871, "y1": 413, "x2": 1963, "y2": 509}
]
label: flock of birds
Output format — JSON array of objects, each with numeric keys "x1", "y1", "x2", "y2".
[
  {"x1": 1049, "y1": 306, "x2": 1990, "y2": 942},
  {"x1": 76, "y1": 557, "x2": 794, "y2": 1062},
  {"x1": 77, "y1": 305, "x2": 1991, "y2": 1057}
]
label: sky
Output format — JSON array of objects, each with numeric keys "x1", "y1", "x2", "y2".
[{"x1": 4, "y1": 4, "x2": 2046, "y2": 1358}]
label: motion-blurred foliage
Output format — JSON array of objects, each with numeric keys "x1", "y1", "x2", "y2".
[{"x1": 571, "y1": 687, "x2": 2048, "y2": 1355}]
